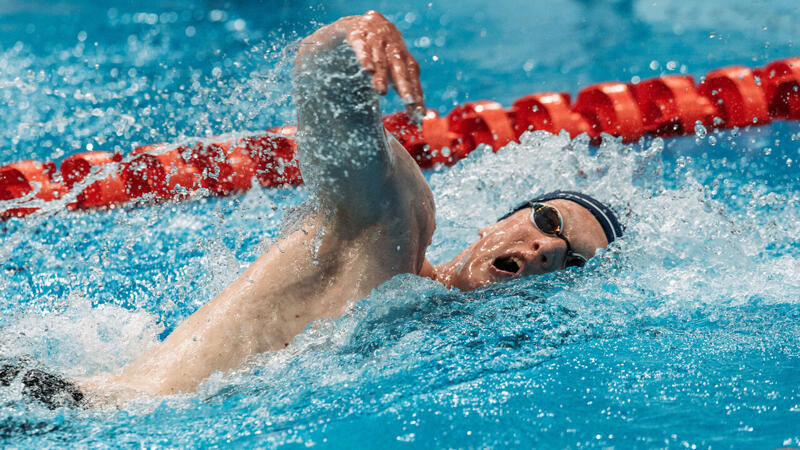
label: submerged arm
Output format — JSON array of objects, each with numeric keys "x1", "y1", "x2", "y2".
[{"x1": 293, "y1": 11, "x2": 424, "y2": 227}]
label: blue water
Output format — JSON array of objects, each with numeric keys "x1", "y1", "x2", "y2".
[{"x1": 1, "y1": 0, "x2": 799, "y2": 447}]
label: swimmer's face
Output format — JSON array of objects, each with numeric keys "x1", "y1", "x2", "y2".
[{"x1": 442, "y1": 199, "x2": 609, "y2": 291}]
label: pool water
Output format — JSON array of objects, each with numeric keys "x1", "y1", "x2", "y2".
[{"x1": 1, "y1": 0, "x2": 799, "y2": 447}]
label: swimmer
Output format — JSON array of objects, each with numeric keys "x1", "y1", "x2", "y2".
[{"x1": 4, "y1": 11, "x2": 621, "y2": 408}]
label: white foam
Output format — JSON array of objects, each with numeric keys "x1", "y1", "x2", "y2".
[{"x1": 0, "y1": 293, "x2": 161, "y2": 377}]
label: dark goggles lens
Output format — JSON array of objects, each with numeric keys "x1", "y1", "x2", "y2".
[
  {"x1": 530, "y1": 202, "x2": 588, "y2": 269},
  {"x1": 531, "y1": 203, "x2": 563, "y2": 235}
]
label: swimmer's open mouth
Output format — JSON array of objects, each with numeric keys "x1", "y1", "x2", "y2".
[{"x1": 491, "y1": 255, "x2": 524, "y2": 276}]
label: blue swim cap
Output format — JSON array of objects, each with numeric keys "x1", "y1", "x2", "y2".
[{"x1": 498, "y1": 190, "x2": 623, "y2": 244}]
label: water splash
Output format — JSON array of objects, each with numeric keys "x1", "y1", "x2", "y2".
[{"x1": 1, "y1": 0, "x2": 799, "y2": 447}]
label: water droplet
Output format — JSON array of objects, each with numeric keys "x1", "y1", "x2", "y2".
[
  {"x1": 523, "y1": 60, "x2": 536, "y2": 72},
  {"x1": 694, "y1": 123, "x2": 707, "y2": 138}
]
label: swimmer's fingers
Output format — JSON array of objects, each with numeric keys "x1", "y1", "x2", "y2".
[
  {"x1": 405, "y1": 55, "x2": 425, "y2": 120},
  {"x1": 348, "y1": 29, "x2": 388, "y2": 95},
  {"x1": 347, "y1": 10, "x2": 421, "y2": 106},
  {"x1": 347, "y1": 29, "x2": 374, "y2": 73},
  {"x1": 386, "y1": 45, "x2": 419, "y2": 115},
  {"x1": 386, "y1": 45, "x2": 411, "y2": 96},
  {"x1": 370, "y1": 39, "x2": 390, "y2": 95}
]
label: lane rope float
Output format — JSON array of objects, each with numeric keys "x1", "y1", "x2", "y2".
[{"x1": 1, "y1": 57, "x2": 798, "y2": 217}]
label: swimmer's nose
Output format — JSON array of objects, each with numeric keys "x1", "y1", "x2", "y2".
[{"x1": 529, "y1": 239, "x2": 562, "y2": 273}]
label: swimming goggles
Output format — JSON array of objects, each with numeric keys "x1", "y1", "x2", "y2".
[{"x1": 529, "y1": 202, "x2": 588, "y2": 269}]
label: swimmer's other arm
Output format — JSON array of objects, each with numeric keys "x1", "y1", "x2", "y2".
[{"x1": 293, "y1": 11, "x2": 425, "y2": 225}]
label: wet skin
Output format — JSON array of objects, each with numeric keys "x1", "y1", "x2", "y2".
[
  {"x1": 75, "y1": 11, "x2": 609, "y2": 405},
  {"x1": 422, "y1": 199, "x2": 609, "y2": 291}
]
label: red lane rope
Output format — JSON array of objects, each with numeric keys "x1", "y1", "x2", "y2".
[{"x1": 2, "y1": 58, "x2": 798, "y2": 217}]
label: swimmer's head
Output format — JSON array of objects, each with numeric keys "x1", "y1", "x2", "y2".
[{"x1": 428, "y1": 191, "x2": 622, "y2": 291}]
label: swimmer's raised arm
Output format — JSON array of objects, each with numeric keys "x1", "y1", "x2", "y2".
[
  {"x1": 75, "y1": 13, "x2": 434, "y2": 404},
  {"x1": 293, "y1": 11, "x2": 425, "y2": 225}
]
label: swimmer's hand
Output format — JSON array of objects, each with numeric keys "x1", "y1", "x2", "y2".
[{"x1": 301, "y1": 11, "x2": 425, "y2": 123}]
